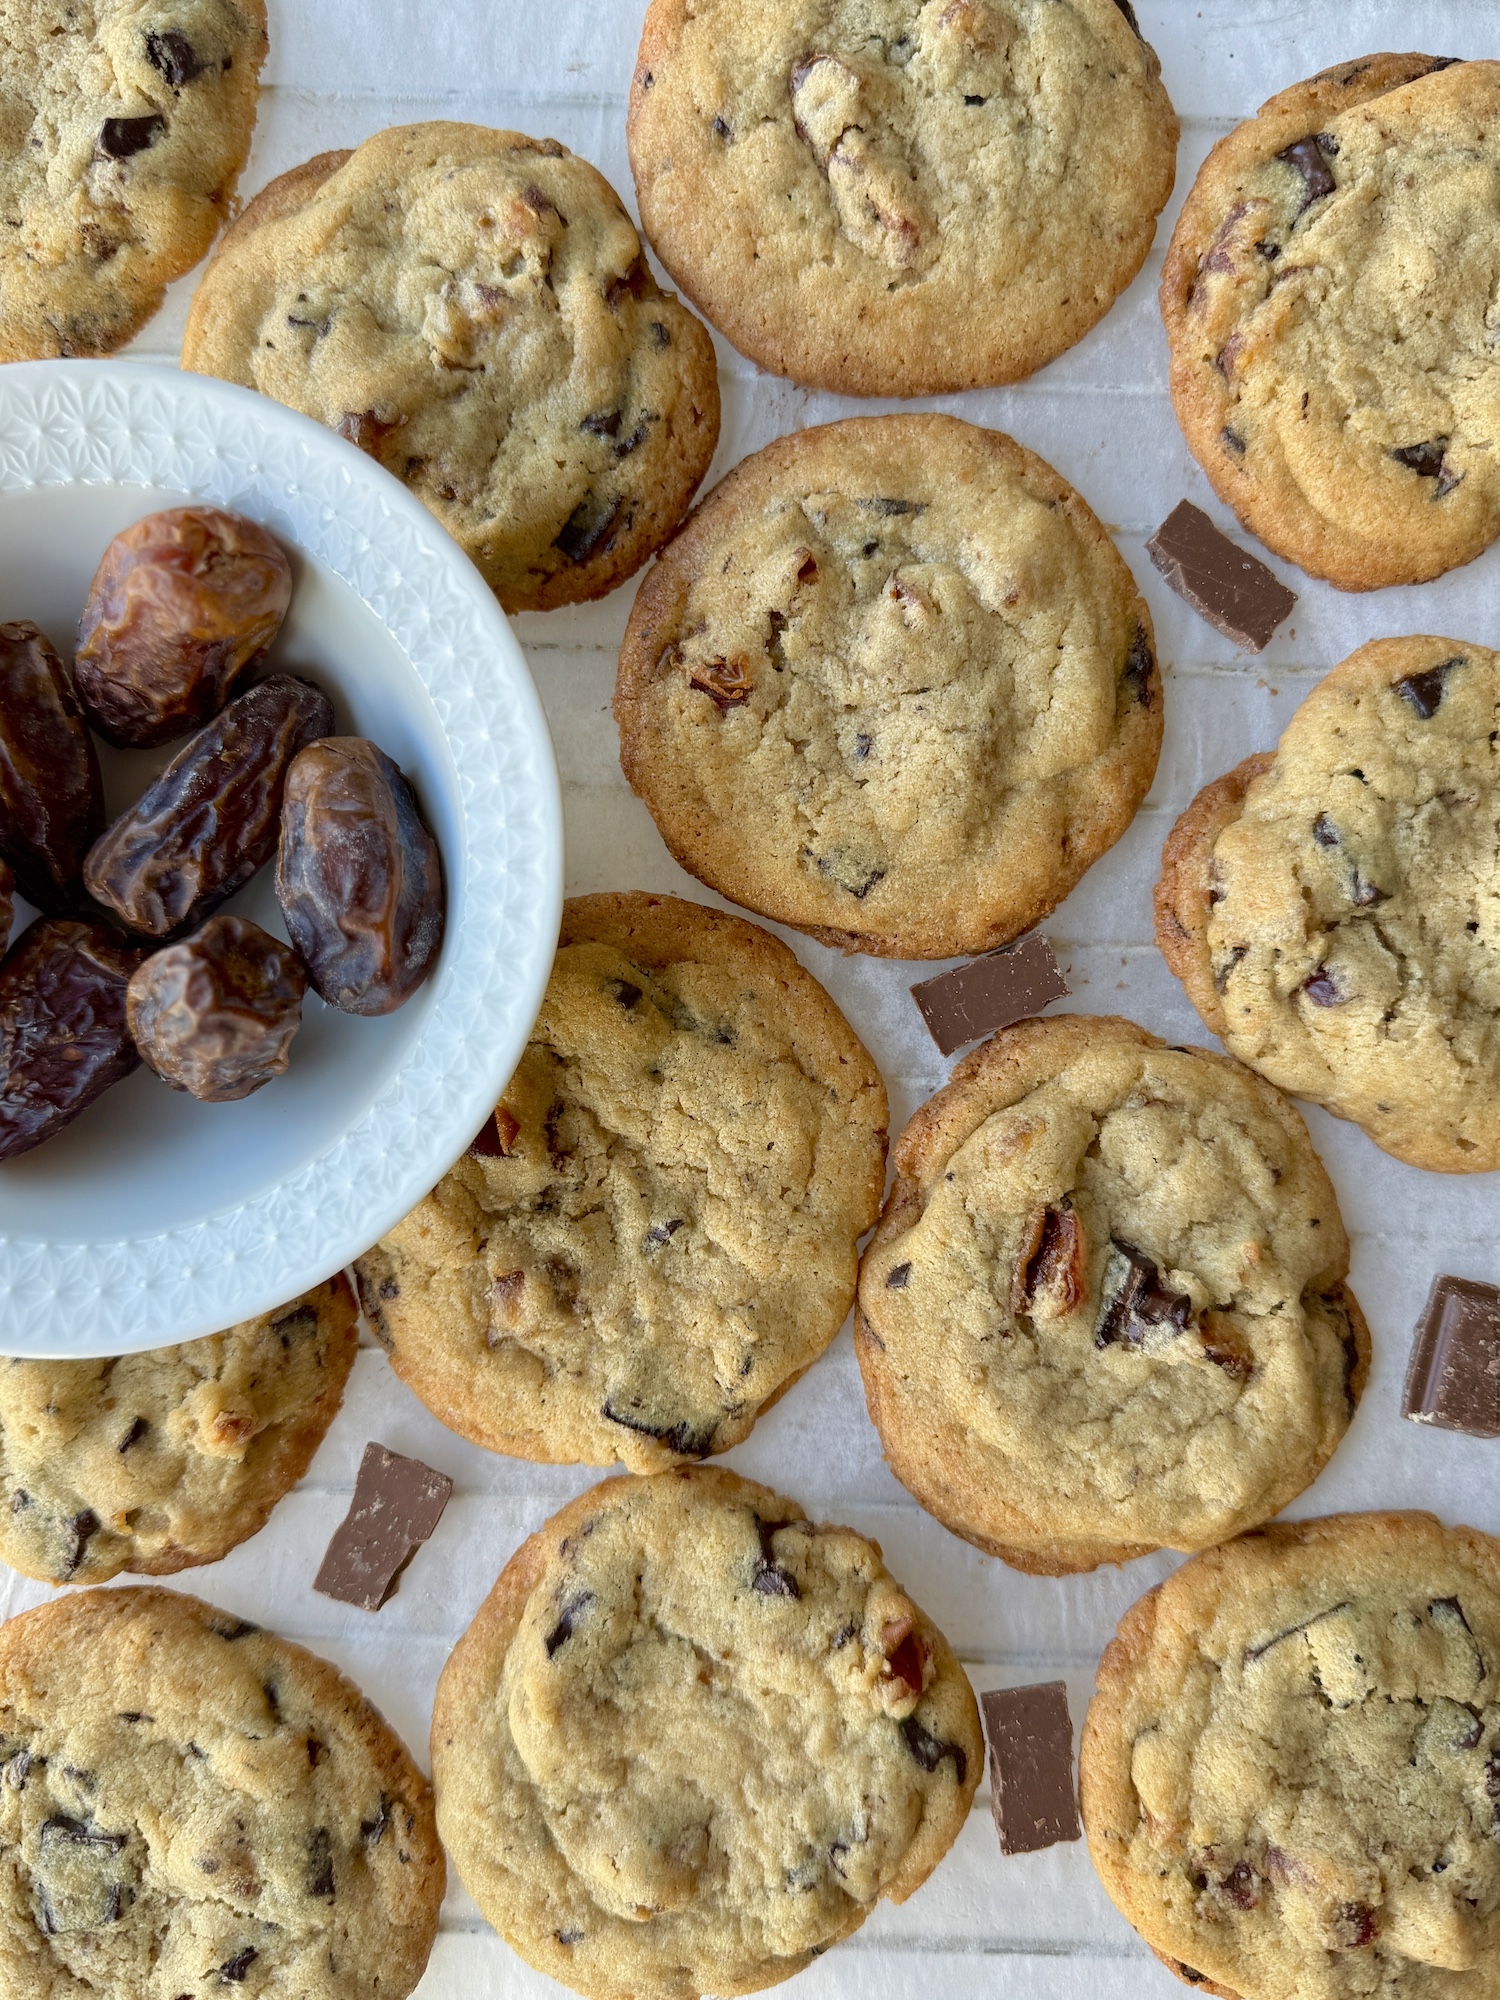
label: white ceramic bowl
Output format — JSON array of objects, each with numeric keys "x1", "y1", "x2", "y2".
[{"x1": 0, "y1": 361, "x2": 562, "y2": 1356}]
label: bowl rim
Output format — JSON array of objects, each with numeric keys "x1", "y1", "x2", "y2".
[{"x1": 0, "y1": 358, "x2": 563, "y2": 1356}]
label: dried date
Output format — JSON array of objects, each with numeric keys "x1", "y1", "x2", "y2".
[
  {"x1": 83, "y1": 675, "x2": 334, "y2": 939},
  {"x1": 127, "y1": 914, "x2": 308, "y2": 1101},
  {"x1": 0, "y1": 622, "x2": 106, "y2": 912},
  {"x1": 75, "y1": 508, "x2": 293, "y2": 747},
  {"x1": 276, "y1": 738, "x2": 444, "y2": 1015},
  {"x1": 0, "y1": 920, "x2": 144, "y2": 1160}
]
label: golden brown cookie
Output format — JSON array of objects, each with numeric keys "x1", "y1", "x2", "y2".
[
  {"x1": 856, "y1": 1016, "x2": 1367, "y2": 1575},
  {"x1": 615, "y1": 417, "x2": 1161, "y2": 958},
  {"x1": 1161, "y1": 55, "x2": 1500, "y2": 590},
  {"x1": 357, "y1": 893, "x2": 887, "y2": 1470},
  {"x1": 628, "y1": 0, "x2": 1177, "y2": 395},
  {"x1": 0, "y1": 0, "x2": 266, "y2": 360},
  {"x1": 432, "y1": 1466, "x2": 981, "y2": 2000},
  {"x1": 0, "y1": 1276, "x2": 356, "y2": 1586},
  {"x1": 183, "y1": 123, "x2": 720, "y2": 611},
  {"x1": 1081, "y1": 1512, "x2": 1500, "y2": 1999},
  {"x1": 1155, "y1": 636, "x2": 1500, "y2": 1172},
  {"x1": 0, "y1": 1584, "x2": 443, "y2": 1998}
]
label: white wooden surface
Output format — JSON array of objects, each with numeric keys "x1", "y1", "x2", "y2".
[{"x1": 10, "y1": 3, "x2": 1500, "y2": 1994}]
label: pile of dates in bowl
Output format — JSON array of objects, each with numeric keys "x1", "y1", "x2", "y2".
[{"x1": 0, "y1": 506, "x2": 445, "y2": 1163}]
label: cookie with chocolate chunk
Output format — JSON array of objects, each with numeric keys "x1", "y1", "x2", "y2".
[
  {"x1": 1156, "y1": 636, "x2": 1500, "y2": 1172},
  {"x1": 0, "y1": 1585, "x2": 443, "y2": 1998},
  {"x1": 1162, "y1": 55, "x2": 1500, "y2": 590},
  {"x1": 356, "y1": 893, "x2": 887, "y2": 1470},
  {"x1": 182, "y1": 122, "x2": 720, "y2": 611},
  {"x1": 628, "y1": 0, "x2": 1177, "y2": 395},
  {"x1": 0, "y1": 0, "x2": 266, "y2": 360},
  {"x1": 0, "y1": 1277, "x2": 357, "y2": 1585},
  {"x1": 432, "y1": 1465, "x2": 981, "y2": 1999},
  {"x1": 1081, "y1": 1512, "x2": 1500, "y2": 1997},
  {"x1": 856, "y1": 1015, "x2": 1367, "y2": 1575},
  {"x1": 615, "y1": 416, "x2": 1161, "y2": 959}
]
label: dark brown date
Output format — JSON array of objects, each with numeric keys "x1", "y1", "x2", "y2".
[
  {"x1": 0, "y1": 919, "x2": 144, "y2": 1160},
  {"x1": 276, "y1": 738, "x2": 444, "y2": 1016},
  {"x1": 75, "y1": 507, "x2": 293, "y2": 747},
  {"x1": 83, "y1": 675, "x2": 335, "y2": 939},
  {"x1": 127, "y1": 914, "x2": 308, "y2": 1101},
  {"x1": 0, "y1": 622, "x2": 106, "y2": 912}
]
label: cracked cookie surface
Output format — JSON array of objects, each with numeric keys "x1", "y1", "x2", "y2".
[
  {"x1": 1155, "y1": 637, "x2": 1500, "y2": 1173},
  {"x1": 856, "y1": 1016, "x2": 1366, "y2": 1576},
  {"x1": 0, "y1": 1584, "x2": 443, "y2": 1999},
  {"x1": 0, "y1": 1275, "x2": 356, "y2": 1586},
  {"x1": 0, "y1": 0, "x2": 266, "y2": 359},
  {"x1": 628, "y1": 0, "x2": 1177, "y2": 395},
  {"x1": 1162, "y1": 55, "x2": 1500, "y2": 591},
  {"x1": 1081, "y1": 1512, "x2": 1500, "y2": 2000},
  {"x1": 356, "y1": 893, "x2": 887, "y2": 1470},
  {"x1": 615, "y1": 417, "x2": 1161, "y2": 959},
  {"x1": 182, "y1": 122, "x2": 720, "y2": 611},
  {"x1": 432, "y1": 1465, "x2": 981, "y2": 2000}
]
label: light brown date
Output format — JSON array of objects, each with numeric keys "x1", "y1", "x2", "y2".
[
  {"x1": 83, "y1": 675, "x2": 335, "y2": 939},
  {"x1": 0, "y1": 622, "x2": 106, "y2": 912},
  {"x1": 127, "y1": 914, "x2": 308, "y2": 1101},
  {"x1": 276, "y1": 738, "x2": 444, "y2": 1016},
  {"x1": 75, "y1": 507, "x2": 293, "y2": 747},
  {"x1": 0, "y1": 919, "x2": 144, "y2": 1160}
]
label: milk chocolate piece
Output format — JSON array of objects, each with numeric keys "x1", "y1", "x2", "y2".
[
  {"x1": 1403, "y1": 1275, "x2": 1500, "y2": 1439},
  {"x1": 982, "y1": 1682, "x2": 1081, "y2": 1855},
  {"x1": 1147, "y1": 500, "x2": 1296, "y2": 652},
  {"x1": 911, "y1": 932, "x2": 1068, "y2": 1056},
  {"x1": 312, "y1": 1442, "x2": 453, "y2": 1612}
]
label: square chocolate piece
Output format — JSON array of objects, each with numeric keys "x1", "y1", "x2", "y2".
[
  {"x1": 911, "y1": 933, "x2": 1069, "y2": 1057},
  {"x1": 313, "y1": 1441, "x2": 454, "y2": 1611},
  {"x1": 1147, "y1": 500, "x2": 1296, "y2": 653},
  {"x1": 981, "y1": 1681, "x2": 1081, "y2": 1855},
  {"x1": 1403, "y1": 1275, "x2": 1500, "y2": 1439}
]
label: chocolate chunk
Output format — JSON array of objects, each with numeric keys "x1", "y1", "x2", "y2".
[
  {"x1": 1123, "y1": 624, "x2": 1157, "y2": 706},
  {"x1": 337, "y1": 410, "x2": 402, "y2": 456},
  {"x1": 218, "y1": 1949, "x2": 258, "y2": 1984},
  {"x1": 1095, "y1": 1242, "x2": 1193, "y2": 1350},
  {"x1": 469, "y1": 1104, "x2": 519, "y2": 1159},
  {"x1": 600, "y1": 1399, "x2": 714, "y2": 1458},
  {"x1": 305, "y1": 1827, "x2": 335, "y2": 1900},
  {"x1": 643, "y1": 1218, "x2": 683, "y2": 1250},
  {"x1": 554, "y1": 495, "x2": 623, "y2": 565},
  {"x1": 605, "y1": 977, "x2": 642, "y2": 1009},
  {"x1": 546, "y1": 1592, "x2": 594, "y2": 1657},
  {"x1": 1147, "y1": 501, "x2": 1296, "y2": 653},
  {"x1": 886, "y1": 1262, "x2": 911, "y2": 1289},
  {"x1": 144, "y1": 28, "x2": 205, "y2": 85},
  {"x1": 61, "y1": 1510, "x2": 99, "y2": 1579},
  {"x1": 1276, "y1": 133, "x2": 1337, "y2": 212},
  {"x1": 97, "y1": 115, "x2": 165, "y2": 160},
  {"x1": 1244, "y1": 1601, "x2": 1352, "y2": 1664},
  {"x1": 312, "y1": 1442, "x2": 453, "y2": 1612},
  {"x1": 1391, "y1": 440, "x2": 1463, "y2": 497},
  {"x1": 1302, "y1": 965, "x2": 1345, "y2": 1007},
  {"x1": 981, "y1": 1683, "x2": 1081, "y2": 1855},
  {"x1": 752, "y1": 1516, "x2": 800, "y2": 1598},
  {"x1": 910, "y1": 932, "x2": 1069, "y2": 1057},
  {"x1": 899, "y1": 1713, "x2": 967, "y2": 1782},
  {"x1": 1403, "y1": 1275, "x2": 1500, "y2": 1438},
  {"x1": 1394, "y1": 657, "x2": 1462, "y2": 717},
  {"x1": 117, "y1": 1417, "x2": 148, "y2": 1454}
]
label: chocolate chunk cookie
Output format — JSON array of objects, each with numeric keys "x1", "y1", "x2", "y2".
[
  {"x1": 0, "y1": 1584, "x2": 443, "y2": 1998},
  {"x1": 182, "y1": 122, "x2": 720, "y2": 612},
  {"x1": 356, "y1": 893, "x2": 887, "y2": 1470},
  {"x1": 1156, "y1": 637, "x2": 1500, "y2": 1173},
  {"x1": 0, "y1": 1277, "x2": 356, "y2": 1586},
  {"x1": 616, "y1": 417, "x2": 1161, "y2": 959},
  {"x1": 1081, "y1": 1512, "x2": 1500, "y2": 1998},
  {"x1": 432, "y1": 1466, "x2": 981, "y2": 2000},
  {"x1": 1162, "y1": 55, "x2": 1500, "y2": 591},
  {"x1": 856, "y1": 1016, "x2": 1367, "y2": 1576},
  {"x1": 0, "y1": 0, "x2": 266, "y2": 361},
  {"x1": 628, "y1": 0, "x2": 1177, "y2": 395}
]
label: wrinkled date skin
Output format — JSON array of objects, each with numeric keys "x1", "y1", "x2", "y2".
[
  {"x1": 0, "y1": 622, "x2": 106, "y2": 912},
  {"x1": 127, "y1": 913, "x2": 308, "y2": 1102},
  {"x1": 276, "y1": 738, "x2": 445, "y2": 1016},
  {"x1": 0, "y1": 920, "x2": 144, "y2": 1161},
  {"x1": 83, "y1": 675, "x2": 335, "y2": 939},
  {"x1": 75, "y1": 507, "x2": 294, "y2": 747}
]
